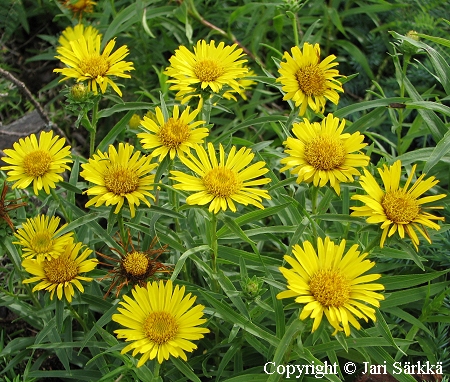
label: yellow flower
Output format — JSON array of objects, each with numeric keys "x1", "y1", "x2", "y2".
[
  {"x1": 80, "y1": 143, "x2": 157, "y2": 218},
  {"x1": 54, "y1": 34, "x2": 134, "y2": 97},
  {"x1": 61, "y1": 0, "x2": 96, "y2": 18},
  {"x1": 14, "y1": 215, "x2": 74, "y2": 260},
  {"x1": 137, "y1": 105, "x2": 208, "y2": 161},
  {"x1": 22, "y1": 241, "x2": 97, "y2": 303},
  {"x1": 222, "y1": 69, "x2": 257, "y2": 101},
  {"x1": 351, "y1": 160, "x2": 446, "y2": 250},
  {"x1": 58, "y1": 23, "x2": 101, "y2": 50},
  {"x1": 1, "y1": 131, "x2": 72, "y2": 195},
  {"x1": 277, "y1": 237, "x2": 384, "y2": 336},
  {"x1": 112, "y1": 280, "x2": 209, "y2": 366},
  {"x1": 164, "y1": 40, "x2": 248, "y2": 103},
  {"x1": 277, "y1": 43, "x2": 343, "y2": 116},
  {"x1": 170, "y1": 143, "x2": 271, "y2": 214},
  {"x1": 280, "y1": 113, "x2": 369, "y2": 194}
]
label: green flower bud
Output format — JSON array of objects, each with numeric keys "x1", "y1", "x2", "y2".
[{"x1": 128, "y1": 114, "x2": 142, "y2": 129}]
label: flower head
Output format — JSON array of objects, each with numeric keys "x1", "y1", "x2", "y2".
[
  {"x1": 1, "y1": 131, "x2": 72, "y2": 195},
  {"x1": 14, "y1": 215, "x2": 74, "y2": 260},
  {"x1": 22, "y1": 241, "x2": 97, "y2": 303},
  {"x1": 351, "y1": 160, "x2": 446, "y2": 250},
  {"x1": 280, "y1": 113, "x2": 369, "y2": 194},
  {"x1": 80, "y1": 143, "x2": 157, "y2": 218},
  {"x1": 61, "y1": 0, "x2": 96, "y2": 19},
  {"x1": 98, "y1": 231, "x2": 171, "y2": 298},
  {"x1": 58, "y1": 23, "x2": 101, "y2": 50},
  {"x1": 54, "y1": 34, "x2": 134, "y2": 97},
  {"x1": 277, "y1": 237, "x2": 384, "y2": 336},
  {"x1": 170, "y1": 143, "x2": 271, "y2": 213},
  {"x1": 137, "y1": 105, "x2": 208, "y2": 161},
  {"x1": 112, "y1": 280, "x2": 210, "y2": 365},
  {"x1": 164, "y1": 40, "x2": 248, "y2": 103},
  {"x1": 277, "y1": 43, "x2": 343, "y2": 116}
]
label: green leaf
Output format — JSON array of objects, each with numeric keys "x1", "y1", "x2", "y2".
[
  {"x1": 381, "y1": 281, "x2": 450, "y2": 309},
  {"x1": 334, "y1": 97, "x2": 408, "y2": 118},
  {"x1": 375, "y1": 309, "x2": 405, "y2": 355},
  {"x1": 423, "y1": 127, "x2": 450, "y2": 173},
  {"x1": 97, "y1": 110, "x2": 134, "y2": 153},
  {"x1": 171, "y1": 245, "x2": 210, "y2": 280},
  {"x1": 216, "y1": 270, "x2": 250, "y2": 319},
  {"x1": 216, "y1": 204, "x2": 289, "y2": 238},
  {"x1": 335, "y1": 40, "x2": 374, "y2": 80},
  {"x1": 171, "y1": 357, "x2": 202, "y2": 382},
  {"x1": 381, "y1": 270, "x2": 449, "y2": 291},
  {"x1": 102, "y1": 3, "x2": 139, "y2": 48},
  {"x1": 97, "y1": 102, "x2": 153, "y2": 119},
  {"x1": 201, "y1": 292, "x2": 279, "y2": 347},
  {"x1": 56, "y1": 213, "x2": 100, "y2": 236}
]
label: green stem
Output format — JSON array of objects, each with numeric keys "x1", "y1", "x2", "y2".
[
  {"x1": 117, "y1": 210, "x2": 127, "y2": 247},
  {"x1": 89, "y1": 99, "x2": 99, "y2": 157},
  {"x1": 67, "y1": 303, "x2": 88, "y2": 332},
  {"x1": 50, "y1": 188, "x2": 71, "y2": 223},
  {"x1": 396, "y1": 54, "x2": 410, "y2": 156},
  {"x1": 201, "y1": 95, "x2": 213, "y2": 126},
  {"x1": 210, "y1": 212, "x2": 218, "y2": 277},
  {"x1": 292, "y1": 12, "x2": 299, "y2": 47},
  {"x1": 310, "y1": 185, "x2": 319, "y2": 215},
  {"x1": 152, "y1": 361, "x2": 161, "y2": 381}
]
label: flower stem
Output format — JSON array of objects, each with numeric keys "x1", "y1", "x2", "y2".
[
  {"x1": 117, "y1": 210, "x2": 127, "y2": 247},
  {"x1": 152, "y1": 361, "x2": 161, "y2": 381},
  {"x1": 67, "y1": 303, "x2": 88, "y2": 332},
  {"x1": 89, "y1": 99, "x2": 99, "y2": 157},
  {"x1": 50, "y1": 188, "x2": 71, "y2": 223}
]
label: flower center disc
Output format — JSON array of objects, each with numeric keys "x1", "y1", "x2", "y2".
[
  {"x1": 194, "y1": 59, "x2": 224, "y2": 82},
  {"x1": 304, "y1": 135, "x2": 346, "y2": 170},
  {"x1": 79, "y1": 54, "x2": 109, "y2": 79},
  {"x1": 122, "y1": 251, "x2": 149, "y2": 276},
  {"x1": 159, "y1": 118, "x2": 190, "y2": 149},
  {"x1": 104, "y1": 165, "x2": 139, "y2": 195},
  {"x1": 44, "y1": 255, "x2": 78, "y2": 283},
  {"x1": 309, "y1": 269, "x2": 350, "y2": 307},
  {"x1": 23, "y1": 150, "x2": 52, "y2": 177},
  {"x1": 143, "y1": 311, "x2": 179, "y2": 345},
  {"x1": 203, "y1": 167, "x2": 241, "y2": 198},
  {"x1": 382, "y1": 190, "x2": 420, "y2": 223},
  {"x1": 295, "y1": 65, "x2": 326, "y2": 96},
  {"x1": 30, "y1": 232, "x2": 53, "y2": 254}
]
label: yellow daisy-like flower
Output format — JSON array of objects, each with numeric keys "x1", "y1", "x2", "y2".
[
  {"x1": 80, "y1": 143, "x2": 157, "y2": 218},
  {"x1": 1, "y1": 131, "x2": 73, "y2": 195},
  {"x1": 14, "y1": 215, "x2": 74, "y2": 260},
  {"x1": 137, "y1": 105, "x2": 208, "y2": 161},
  {"x1": 170, "y1": 143, "x2": 271, "y2": 214},
  {"x1": 58, "y1": 23, "x2": 101, "y2": 50},
  {"x1": 22, "y1": 241, "x2": 97, "y2": 303},
  {"x1": 280, "y1": 113, "x2": 369, "y2": 194},
  {"x1": 222, "y1": 69, "x2": 257, "y2": 101},
  {"x1": 277, "y1": 237, "x2": 384, "y2": 336},
  {"x1": 61, "y1": 0, "x2": 96, "y2": 19},
  {"x1": 54, "y1": 34, "x2": 134, "y2": 97},
  {"x1": 351, "y1": 160, "x2": 446, "y2": 250},
  {"x1": 112, "y1": 280, "x2": 209, "y2": 366},
  {"x1": 164, "y1": 40, "x2": 248, "y2": 103},
  {"x1": 277, "y1": 43, "x2": 343, "y2": 116}
]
